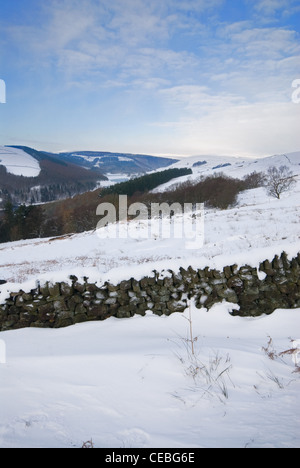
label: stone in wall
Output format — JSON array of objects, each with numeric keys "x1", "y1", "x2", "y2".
[{"x1": 0, "y1": 252, "x2": 299, "y2": 332}]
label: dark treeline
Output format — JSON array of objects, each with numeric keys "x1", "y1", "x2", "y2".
[
  {"x1": 99, "y1": 167, "x2": 192, "y2": 198},
  {"x1": 0, "y1": 202, "x2": 45, "y2": 243}
]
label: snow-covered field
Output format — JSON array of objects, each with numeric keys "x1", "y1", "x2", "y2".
[
  {"x1": 0, "y1": 151, "x2": 299, "y2": 448},
  {"x1": 0, "y1": 304, "x2": 299, "y2": 448},
  {"x1": 0, "y1": 146, "x2": 41, "y2": 177}
]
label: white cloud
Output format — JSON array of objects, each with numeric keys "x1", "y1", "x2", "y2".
[
  {"x1": 248, "y1": 0, "x2": 300, "y2": 24},
  {"x1": 43, "y1": 2, "x2": 95, "y2": 49},
  {"x1": 159, "y1": 85, "x2": 240, "y2": 117},
  {"x1": 253, "y1": 0, "x2": 295, "y2": 15},
  {"x1": 150, "y1": 74, "x2": 300, "y2": 156},
  {"x1": 106, "y1": 1, "x2": 170, "y2": 46},
  {"x1": 151, "y1": 99, "x2": 300, "y2": 157},
  {"x1": 230, "y1": 27, "x2": 299, "y2": 59}
]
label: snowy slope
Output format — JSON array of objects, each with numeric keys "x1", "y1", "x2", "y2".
[
  {"x1": 0, "y1": 176, "x2": 299, "y2": 292},
  {"x1": 170, "y1": 151, "x2": 300, "y2": 175},
  {"x1": 152, "y1": 151, "x2": 300, "y2": 193},
  {"x1": 0, "y1": 146, "x2": 41, "y2": 177},
  {"x1": 0, "y1": 304, "x2": 299, "y2": 448}
]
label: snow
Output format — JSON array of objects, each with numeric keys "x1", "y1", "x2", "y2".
[
  {"x1": 169, "y1": 151, "x2": 300, "y2": 176},
  {"x1": 118, "y1": 156, "x2": 132, "y2": 162},
  {"x1": 0, "y1": 304, "x2": 299, "y2": 448},
  {"x1": 98, "y1": 173, "x2": 132, "y2": 188},
  {"x1": 0, "y1": 150, "x2": 299, "y2": 448},
  {"x1": 152, "y1": 151, "x2": 300, "y2": 193},
  {"x1": 0, "y1": 177, "x2": 299, "y2": 294},
  {"x1": 0, "y1": 146, "x2": 41, "y2": 177}
]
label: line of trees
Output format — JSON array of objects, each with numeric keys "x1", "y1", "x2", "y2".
[
  {"x1": 0, "y1": 202, "x2": 45, "y2": 243},
  {"x1": 99, "y1": 168, "x2": 193, "y2": 198}
]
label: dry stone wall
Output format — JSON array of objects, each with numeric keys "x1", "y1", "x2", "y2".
[{"x1": 0, "y1": 251, "x2": 299, "y2": 332}]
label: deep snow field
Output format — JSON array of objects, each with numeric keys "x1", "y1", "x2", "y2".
[
  {"x1": 0, "y1": 304, "x2": 299, "y2": 448},
  {"x1": 0, "y1": 151, "x2": 299, "y2": 448}
]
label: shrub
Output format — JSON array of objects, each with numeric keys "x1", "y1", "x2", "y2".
[{"x1": 243, "y1": 171, "x2": 266, "y2": 189}]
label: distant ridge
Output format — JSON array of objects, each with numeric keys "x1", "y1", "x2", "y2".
[
  {"x1": 0, "y1": 145, "x2": 179, "y2": 207},
  {"x1": 57, "y1": 150, "x2": 178, "y2": 174},
  {"x1": 166, "y1": 151, "x2": 300, "y2": 178},
  {"x1": 8, "y1": 145, "x2": 178, "y2": 175},
  {"x1": 0, "y1": 146, "x2": 107, "y2": 207}
]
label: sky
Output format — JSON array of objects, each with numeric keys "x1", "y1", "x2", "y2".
[{"x1": 0, "y1": 0, "x2": 300, "y2": 157}]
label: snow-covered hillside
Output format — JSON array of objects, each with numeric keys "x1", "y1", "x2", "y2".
[
  {"x1": 152, "y1": 151, "x2": 300, "y2": 193},
  {"x1": 0, "y1": 150, "x2": 299, "y2": 448},
  {"x1": 0, "y1": 170, "x2": 299, "y2": 293},
  {"x1": 0, "y1": 146, "x2": 41, "y2": 177},
  {"x1": 57, "y1": 150, "x2": 177, "y2": 175},
  {"x1": 170, "y1": 151, "x2": 300, "y2": 175}
]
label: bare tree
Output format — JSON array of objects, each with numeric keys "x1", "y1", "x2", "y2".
[{"x1": 265, "y1": 165, "x2": 296, "y2": 199}]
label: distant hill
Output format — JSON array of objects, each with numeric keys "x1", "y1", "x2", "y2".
[
  {"x1": 165, "y1": 151, "x2": 300, "y2": 177},
  {"x1": 0, "y1": 146, "x2": 107, "y2": 207},
  {"x1": 0, "y1": 146, "x2": 41, "y2": 177},
  {"x1": 151, "y1": 151, "x2": 300, "y2": 193},
  {"x1": 57, "y1": 151, "x2": 178, "y2": 174},
  {"x1": 0, "y1": 145, "x2": 179, "y2": 207}
]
